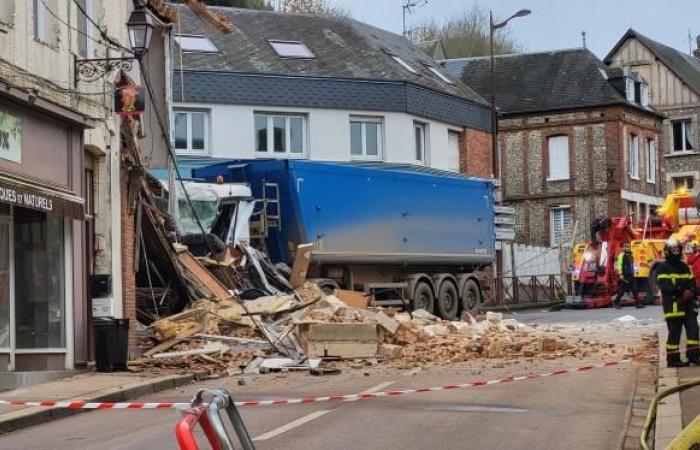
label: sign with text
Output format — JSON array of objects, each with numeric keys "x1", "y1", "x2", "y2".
[
  {"x1": 0, "y1": 179, "x2": 84, "y2": 219},
  {"x1": 495, "y1": 227, "x2": 516, "y2": 241},
  {"x1": 0, "y1": 110, "x2": 21, "y2": 163}
]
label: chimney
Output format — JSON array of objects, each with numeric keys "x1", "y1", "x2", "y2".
[{"x1": 694, "y1": 35, "x2": 700, "y2": 58}]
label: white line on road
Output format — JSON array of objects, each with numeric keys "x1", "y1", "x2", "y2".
[
  {"x1": 253, "y1": 410, "x2": 332, "y2": 441},
  {"x1": 252, "y1": 380, "x2": 396, "y2": 441}
]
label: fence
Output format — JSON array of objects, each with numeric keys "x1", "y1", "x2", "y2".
[{"x1": 492, "y1": 242, "x2": 566, "y2": 306}]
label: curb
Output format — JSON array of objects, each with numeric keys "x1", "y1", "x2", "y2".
[
  {"x1": 485, "y1": 301, "x2": 561, "y2": 312},
  {"x1": 0, "y1": 373, "x2": 194, "y2": 434},
  {"x1": 655, "y1": 326, "x2": 683, "y2": 450}
]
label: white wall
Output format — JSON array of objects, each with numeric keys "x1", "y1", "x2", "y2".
[{"x1": 174, "y1": 102, "x2": 464, "y2": 171}]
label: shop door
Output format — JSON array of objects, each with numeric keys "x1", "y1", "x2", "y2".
[{"x1": 0, "y1": 204, "x2": 10, "y2": 369}]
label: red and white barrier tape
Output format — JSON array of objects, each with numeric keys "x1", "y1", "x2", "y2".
[{"x1": 0, "y1": 357, "x2": 641, "y2": 410}]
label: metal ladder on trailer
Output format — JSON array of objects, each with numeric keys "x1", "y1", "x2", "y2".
[{"x1": 249, "y1": 182, "x2": 281, "y2": 248}]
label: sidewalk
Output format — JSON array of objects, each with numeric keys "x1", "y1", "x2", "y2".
[{"x1": 0, "y1": 371, "x2": 193, "y2": 434}]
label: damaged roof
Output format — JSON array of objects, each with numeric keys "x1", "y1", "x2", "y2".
[
  {"x1": 442, "y1": 48, "x2": 652, "y2": 115},
  {"x1": 605, "y1": 28, "x2": 700, "y2": 97},
  {"x1": 169, "y1": 4, "x2": 488, "y2": 106}
]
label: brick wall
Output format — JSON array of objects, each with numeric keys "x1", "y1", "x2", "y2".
[
  {"x1": 120, "y1": 167, "x2": 137, "y2": 353},
  {"x1": 459, "y1": 128, "x2": 493, "y2": 178}
]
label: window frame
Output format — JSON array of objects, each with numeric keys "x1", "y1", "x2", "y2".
[
  {"x1": 349, "y1": 116, "x2": 384, "y2": 160},
  {"x1": 254, "y1": 112, "x2": 307, "y2": 157},
  {"x1": 33, "y1": 0, "x2": 45, "y2": 42},
  {"x1": 672, "y1": 119, "x2": 695, "y2": 152},
  {"x1": 413, "y1": 121, "x2": 428, "y2": 164},
  {"x1": 425, "y1": 65, "x2": 454, "y2": 84},
  {"x1": 174, "y1": 35, "x2": 219, "y2": 53},
  {"x1": 391, "y1": 55, "x2": 418, "y2": 74},
  {"x1": 546, "y1": 135, "x2": 570, "y2": 181},
  {"x1": 673, "y1": 176, "x2": 695, "y2": 191},
  {"x1": 173, "y1": 109, "x2": 210, "y2": 155},
  {"x1": 268, "y1": 40, "x2": 315, "y2": 59},
  {"x1": 550, "y1": 206, "x2": 572, "y2": 248},
  {"x1": 628, "y1": 133, "x2": 640, "y2": 180},
  {"x1": 646, "y1": 138, "x2": 656, "y2": 184}
]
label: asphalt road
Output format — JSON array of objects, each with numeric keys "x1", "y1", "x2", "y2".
[{"x1": 0, "y1": 307, "x2": 657, "y2": 450}]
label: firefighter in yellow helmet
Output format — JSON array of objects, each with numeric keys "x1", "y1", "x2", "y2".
[{"x1": 656, "y1": 238, "x2": 699, "y2": 367}]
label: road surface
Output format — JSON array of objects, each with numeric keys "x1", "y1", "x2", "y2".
[{"x1": 0, "y1": 307, "x2": 660, "y2": 450}]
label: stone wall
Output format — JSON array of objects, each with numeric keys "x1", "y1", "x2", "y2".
[{"x1": 499, "y1": 106, "x2": 662, "y2": 247}]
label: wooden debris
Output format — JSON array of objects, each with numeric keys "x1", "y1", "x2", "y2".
[
  {"x1": 144, "y1": 323, "x2": 203, "y2": 357},
  {"x1": 290, "y1": 243, "x2": 313, "y2": 289}
]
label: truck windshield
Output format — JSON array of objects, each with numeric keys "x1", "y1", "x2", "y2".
[{"x1": 179, "y1": 199, "x2": 218, "y2": 235}]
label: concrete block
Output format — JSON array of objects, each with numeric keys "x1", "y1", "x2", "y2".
[
  {"x1": 379, "y1": 344, "x2": 403, "y2": 360},
  {"x1": 298, "y1": 322, "x2": 378, "y2": 357},
  {"x1": 362, "y1": 310, "x2": 400, "y2": 335}
]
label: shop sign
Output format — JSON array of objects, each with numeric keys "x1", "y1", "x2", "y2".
[
  {"x1": 114, "y1": 85, "x2": 145, "y2": 116},
  {"x1": 0, "y1": 179, "x2": 84, "y2": 219},
  {"x1": 0, "y1": 110, "x2": 21, "y2": 163}
]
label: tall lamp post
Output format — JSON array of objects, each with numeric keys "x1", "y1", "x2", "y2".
[{"x1": 489, "y1": 9, "x2": 530, "y2": 179}]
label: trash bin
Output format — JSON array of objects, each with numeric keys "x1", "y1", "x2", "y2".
[{"x1": 93, "y1": 318, "x2": 129, "y2": 372}]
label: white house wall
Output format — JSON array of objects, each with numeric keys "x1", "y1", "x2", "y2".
[{"x1": 175, "y1": 102, "x2": 463, "y2": 171}]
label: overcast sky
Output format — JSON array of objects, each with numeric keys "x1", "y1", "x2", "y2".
[{"x1": 332, "y1": 0, "x2": 700, "y2": 59}]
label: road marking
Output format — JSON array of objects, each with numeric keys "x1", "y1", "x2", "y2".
[
  {"x1": 253, "y1": 410, "x2": 332, "y2": 441},
  {"x1": 252, "y1": 381, "x2": 396, "y2": 441}
]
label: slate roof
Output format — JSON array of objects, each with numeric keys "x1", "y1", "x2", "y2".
[
  {"x1": 170, "y1": 4, "x2": 488, "y2": 106},
  {"x1": 605, "y1": 29, "x2": 700, "y2": 96},
  {"x1": 441, "y1": 48, "x2": 643, "y2": 115}
]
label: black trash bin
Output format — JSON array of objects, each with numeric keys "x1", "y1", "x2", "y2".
[{"x1": 93, "y1": 318, "x2": 129, "y2": 372}]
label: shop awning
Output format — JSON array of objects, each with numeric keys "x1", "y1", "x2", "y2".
[{"x1": 0, "y1": 174, "x2": 85, "y2": 220}]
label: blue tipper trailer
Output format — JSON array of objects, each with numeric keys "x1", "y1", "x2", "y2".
[{"x1": 193, "y1": 160, "x2": 495, "y2": 320}]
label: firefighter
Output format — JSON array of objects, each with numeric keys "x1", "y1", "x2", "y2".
[
  {"x1": 613, "y1": 243, "x2": 642, "y2": 309},
  {"x1": 656, "y1": 238, "x2": 700, "y2": 367}
]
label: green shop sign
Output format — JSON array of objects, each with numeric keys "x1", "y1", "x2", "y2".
[{"x1": 0, "y1": 110, "x2": 21, "y2": 164}]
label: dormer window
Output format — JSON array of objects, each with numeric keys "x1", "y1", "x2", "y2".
[
  {"x1": 625, "y1": 78, "x2": 635, "y2": 102},
  {"x1": 640, "y1": 83, "x2": 650, "y2": 107},
  {"x1": 174, "y1": 35, "x2": 218, "y2": 53},
  {"x1": 268, "y1": 40, "x2": 315, "y2": 59}
]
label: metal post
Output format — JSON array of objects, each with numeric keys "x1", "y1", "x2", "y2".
[{"x1": 490, "y1": 11, "x2": 498, "y2": 179}]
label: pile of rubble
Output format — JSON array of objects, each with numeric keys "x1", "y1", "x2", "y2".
[{"x1": 131, "y1": 259, "x2": 625, "y2": 377}]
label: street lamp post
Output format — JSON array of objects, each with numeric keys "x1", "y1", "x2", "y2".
[{"x1": 489, "y1": 8, "x2": 530, "y2": 179}]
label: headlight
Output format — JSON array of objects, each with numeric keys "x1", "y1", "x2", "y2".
[{"x1": 583, "y1": 251, "x2": 594, "y2": 262}]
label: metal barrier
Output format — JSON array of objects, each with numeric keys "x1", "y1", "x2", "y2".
[
  {"x1": 493, "y1": 274, "x2": 566, "y2": 306},
  {"x1": 175, "y1": 389, "x2": 255, "y2": 450}
]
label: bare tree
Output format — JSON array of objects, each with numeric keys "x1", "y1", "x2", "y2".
[
  {"x1": 411, "y1": 5, "x2": 523, "y2": 58},
  {"x1": 278, "y1": 0, "x2": 349, "y2": 17}
]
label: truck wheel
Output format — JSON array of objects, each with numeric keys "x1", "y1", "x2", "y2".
[
  {"x1": 412, "y1": 282, "x2": 435, "y2": 314},
  {"x1": 461, "y1": 279, "x2": 481, "y2": 314},
  {"x1": 436, "y1": 281, "x2": 459, "y2": 320}
]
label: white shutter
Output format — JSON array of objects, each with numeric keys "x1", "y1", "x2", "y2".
[
  {"x1": 647, "y1": 139, "x2": 656, "y2": 183},
  {"x1": 548, "y1": 136, "x2": 569, "y2": 180},
  {"x1": 447, "y1": 131, "x2": 460, "y2": 172}
]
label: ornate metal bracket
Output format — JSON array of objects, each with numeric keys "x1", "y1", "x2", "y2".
[{"x1": 74, "y1": 57, "x2": 136, "y2": 83}]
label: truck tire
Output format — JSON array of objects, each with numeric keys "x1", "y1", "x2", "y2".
[
  {"x1": 412, "y1": 281, "x2": 435, "y2": 314},
  {"x1": 436, "y1": 280, "x2": 459, "y2": 320},
  {"x1": 461, "y1": 279, "x2": 481, "y2": 314}
]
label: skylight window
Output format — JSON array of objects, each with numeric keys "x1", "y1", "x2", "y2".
[
  {"x1": 391, "y1": 55, "x2": 417, "y2": 74},
  {"x1": 268, "y1": 40, "x2": 315, "y2": 59},
  {"x1": 426, "y1": 65, "x2": 454, "y2": 84},
  {"x1": 174, "y1": 35, "x2": 218, "y2": 53}
]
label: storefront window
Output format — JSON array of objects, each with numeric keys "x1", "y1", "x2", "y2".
[
  {"x1": 0, "y1": 204, "x2": 9, "y2": 349},
  {"x1": 14, "y1": 208, "x2": 65, "y2": 349}
]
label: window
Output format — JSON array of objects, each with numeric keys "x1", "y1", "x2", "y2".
[
  {"x1": 426, "y1": 65, "x2": 454, "y2": 84},
  {"x1": 628, "y1": 134, "x2": 639, "y2": 179},
  {"x1": 15, "y1": 209, "x2": 65, "y2": 349},
  {"x1": 174, "y1": 35, "x2": 218, "y2": 53},
  {"x1": 255, "y1": 113, "x2": 306, "y2": 155},
  {"x1": 625, "y1": 78, "x2": 635, "y2": 102},
  {"x1": 350, "y1": 117, "x2": 383, "y2": 159},
  {"x1": 550, "y1": 207, "x2": 573, "y2": 248},
  {"x1": 447, "y1": 130, "x2": 460, "y2": 172},
  {"x1": 547, "y1": 135, "x2": 569, "y2": 180},
  {"x1": 268, "y1": 40, "x2": 314, "y2": 59},
  {"x1": 646, "y1": 139, "x2": 656, "y2": 183},
  {"x1": 673, "y1": 176, "x2": 695, "y2": 191},
  {"x1": 392, "y1": 55, "x2": 417, "y2": 74},
  {"x1": 640, "y1": 83, "x2": 650, "y2": 107},
  {"x1": 76, "y1": 0, "x2": 93, "y2": 58},
  {"x1": 85, "y1": 169, "x2": 94, "y2": 217},
  {"x1": 414, "y1": 122, "x2": 427, "y2": 162},
  {"x1": 33, "y1": 0, "x2": 45, "y2": 41},
  {"x1": 174, "y1": 110, "x2": 209, "y2": 154},
  {"x1": 672, "y1": 119, "x2": 694, "y2": 151}
]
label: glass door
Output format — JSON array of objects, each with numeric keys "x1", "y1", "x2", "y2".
[{"x1": 0, "y1": 204, "x2": 10, "y2": 358}]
